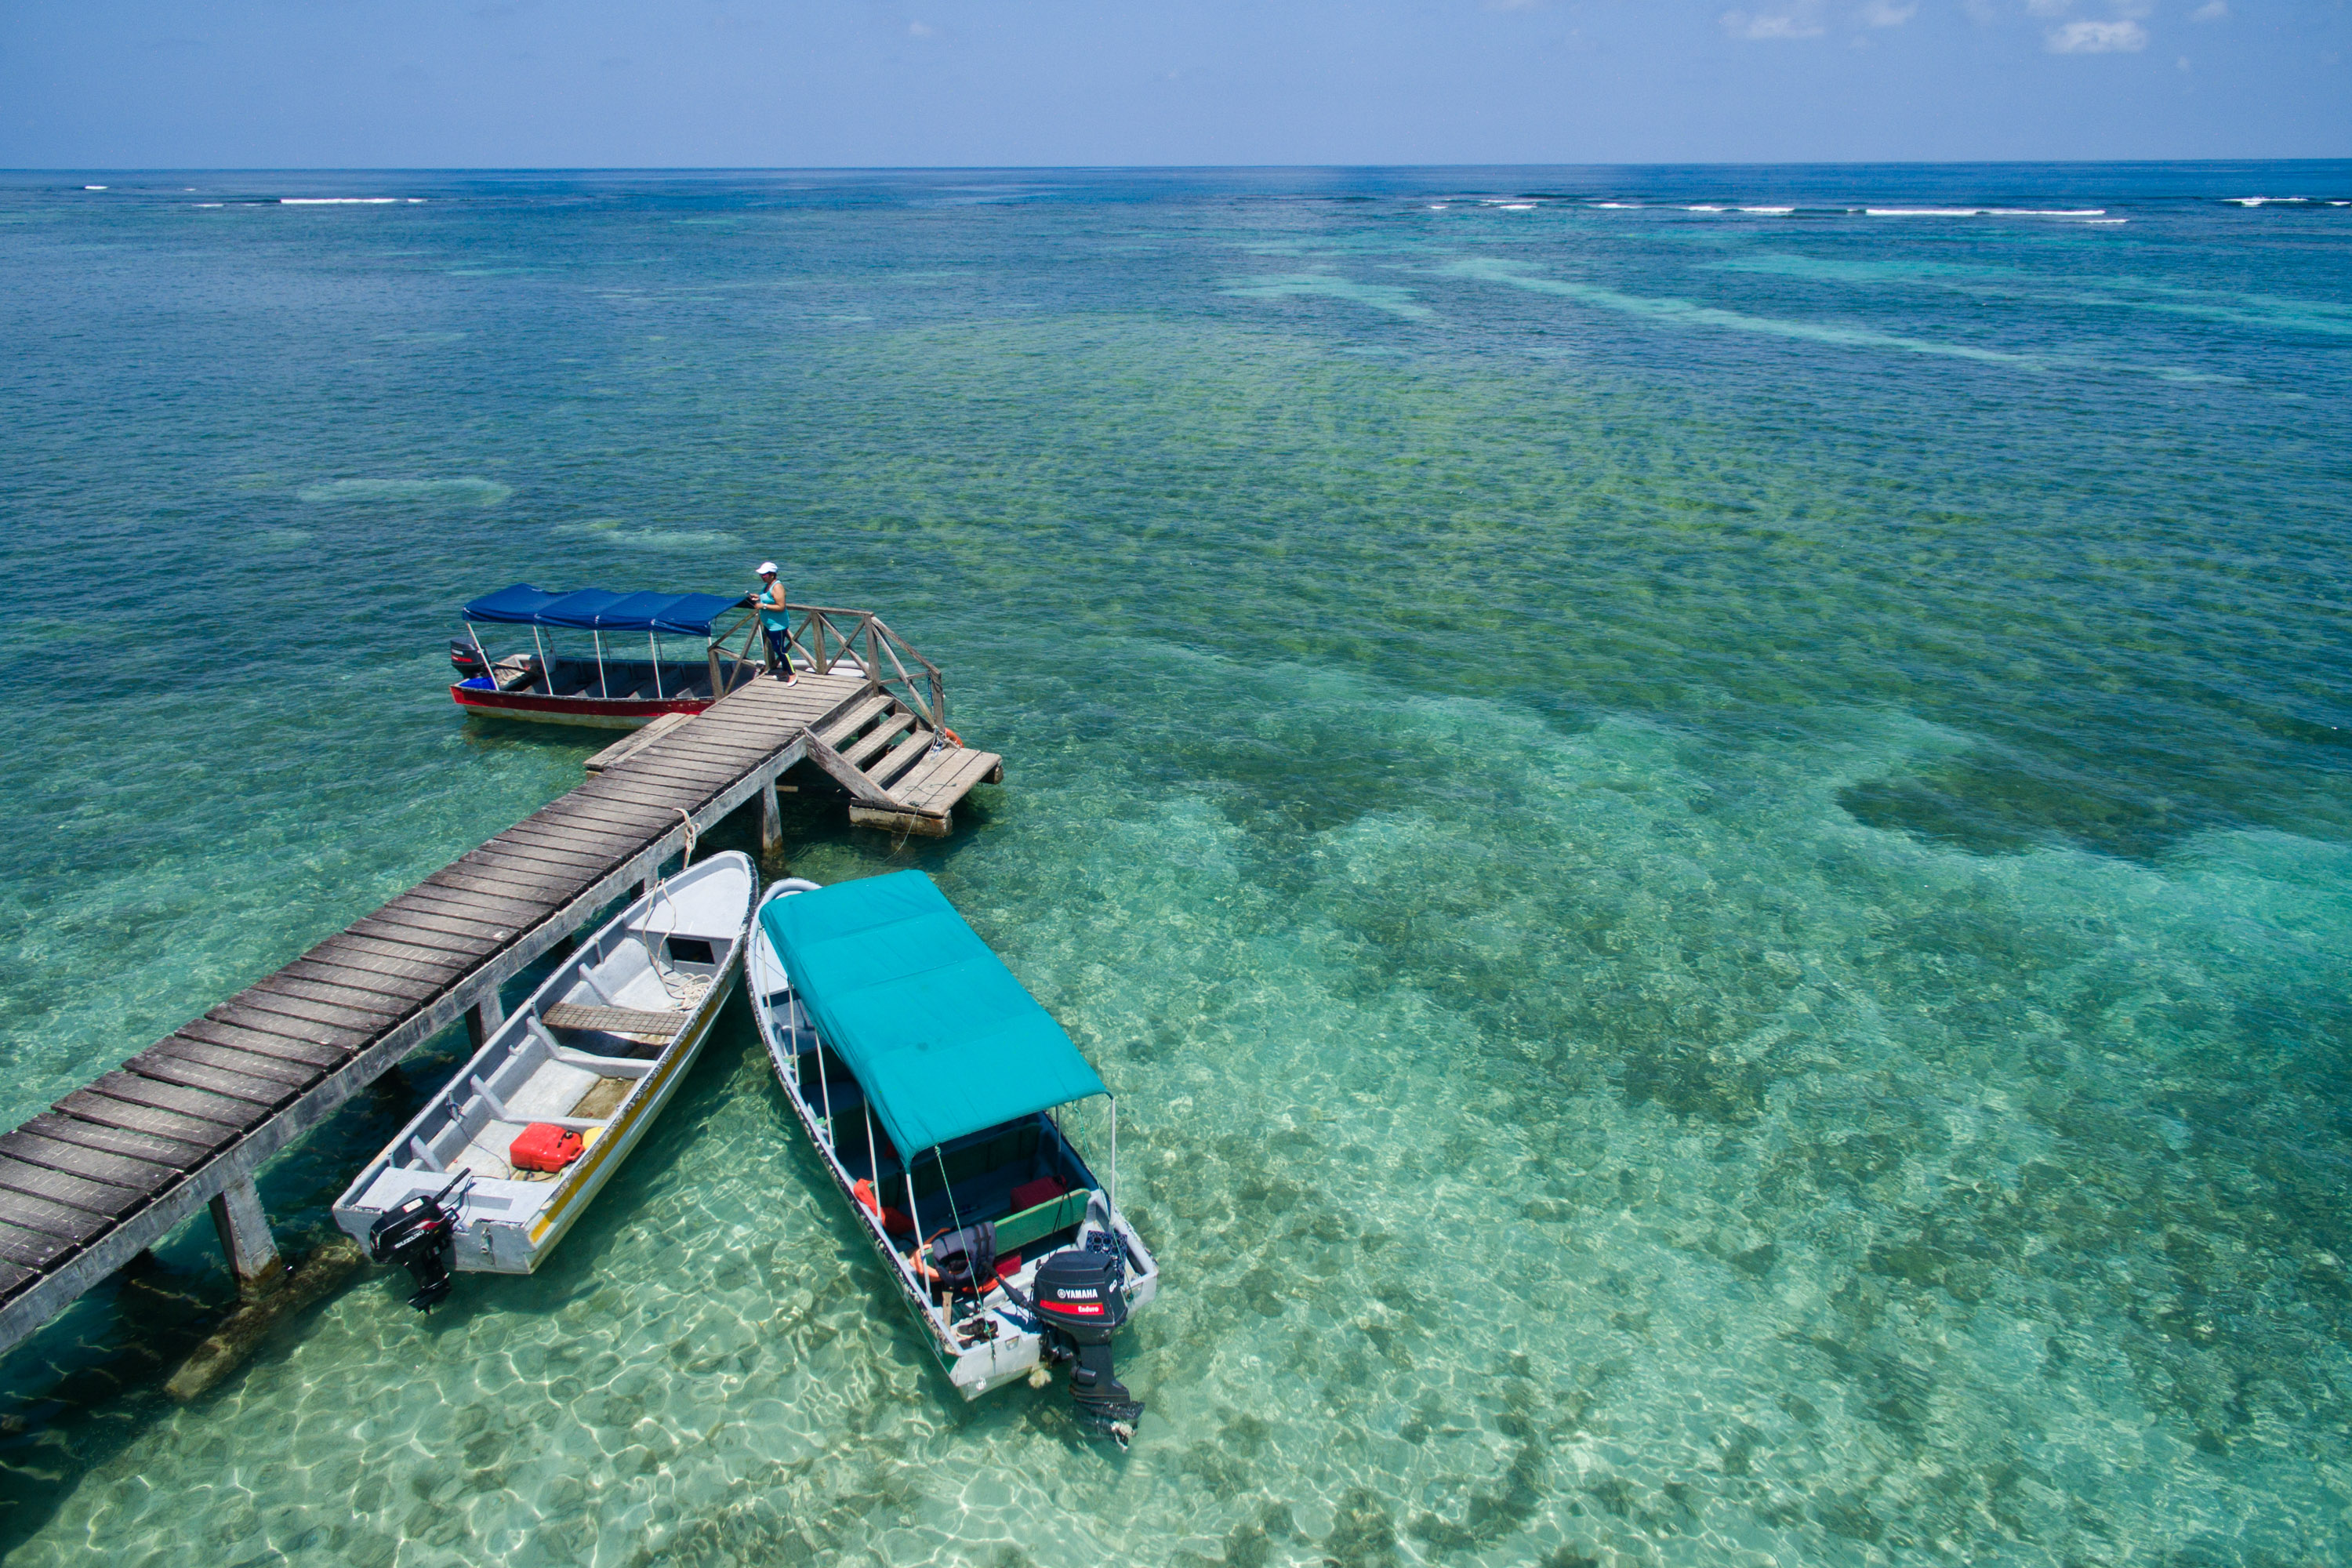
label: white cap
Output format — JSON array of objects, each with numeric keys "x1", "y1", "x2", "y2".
[{"x1": 757, "y1": 561, "x2": 778, "y2": 575}]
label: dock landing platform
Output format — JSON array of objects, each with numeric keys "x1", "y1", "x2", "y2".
[{"x1": 0, "y1": 659, "x2": 1003, "y2": 1363}]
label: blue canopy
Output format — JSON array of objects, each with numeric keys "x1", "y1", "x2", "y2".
[
  {"x1": 760, "y1": 871, "x2": 1109, "y2": 1159},
  {"x1": 461, "y1": 583, "x2": 742, "y2": 637}
]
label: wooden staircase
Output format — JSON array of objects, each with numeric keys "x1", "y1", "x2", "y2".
[{"x1": 808, "y1": 691, "x2": 1004, "y2": 838}]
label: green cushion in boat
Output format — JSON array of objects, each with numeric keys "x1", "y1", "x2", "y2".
[{"x1": 994, "y1": 1189, "x2": 1091, "y2": 1254}]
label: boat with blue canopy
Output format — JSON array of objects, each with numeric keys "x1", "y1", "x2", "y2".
[
  {"x1": 747, "y1": 870, "x2": 1158, "y2": 1443},
  {"x1": 448, "y1": 581, "x2": 771, "y2": 728}
]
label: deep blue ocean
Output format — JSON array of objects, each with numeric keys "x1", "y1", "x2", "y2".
[{"x1": 2, "y1": 163, "x2": 2349, "y2": 1566}]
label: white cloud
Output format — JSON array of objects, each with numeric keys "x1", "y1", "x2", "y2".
[
  {"x1": 2190, "y1": 0, "x2": 2228, "y2": 20},
  {"x1": 1721, "y1": 2, "x2": 1826, "y2": 38},
  {"x1": 1860, "y1": 0, "x2": 1917, "y2": 24},
  {"x1": 907, "y1": 19, "x2": 933, "y2": 35},
  {"x1": 2047, "y1": 17, "x2": 2149, "y2": 49}
]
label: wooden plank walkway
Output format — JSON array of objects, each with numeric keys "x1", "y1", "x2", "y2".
[{"x1": 0, "y1": 670, "x2": 923, "y2": 1358}]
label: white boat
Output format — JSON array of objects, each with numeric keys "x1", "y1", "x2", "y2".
[
  {"x1": 332, "y1": 851, "x2": 755, "y2": 1302},
  {"x1": 749, "y1": 870, "x2": 1160, "y2": 1443}
]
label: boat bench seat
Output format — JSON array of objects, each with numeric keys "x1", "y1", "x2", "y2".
[
  {"x1": 993, "y1": 1189, "x2": 1091, "y2": 1254},
  {"x1": 543, "y1": 1003, "x2": 688, "y2": 1044}
]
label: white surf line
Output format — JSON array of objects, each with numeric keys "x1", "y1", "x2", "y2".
[
  {"x1": 1438, "y1": 257, "x2": 2043, "y2": 368},
  {"x1": 1711, "y1": 255, "x2": 2352, "y2": 337},
  {"x1": 1864, "y1": 208, "x2": 2106, "y2": 217},
  {"x1": 278, "y1": 198, "x2": 426, "y2": 205}
]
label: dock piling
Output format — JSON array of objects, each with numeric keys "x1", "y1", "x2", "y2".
[
  {"x1": 208, "y1": 1178, "x2": 281, "y2": 1292},
  {"x1": 465, "y1": 993, "x2": 505, "y2": 1050},
  {"x1": 760, "y1": 774, "x2": 783, "y2": 855}
]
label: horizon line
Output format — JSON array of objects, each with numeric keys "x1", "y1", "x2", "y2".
[{"x1": 7, "y1": 156, "x2": 2352, "y2": 176}]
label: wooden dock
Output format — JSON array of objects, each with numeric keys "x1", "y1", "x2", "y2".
[{"x1": 0, "y1": 617, "x2": 1001, "y2": 1363}]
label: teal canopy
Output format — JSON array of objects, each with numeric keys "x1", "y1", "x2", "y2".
[{"x1": 760, "y1": 871, "x2": 1107, "y2": 1160}]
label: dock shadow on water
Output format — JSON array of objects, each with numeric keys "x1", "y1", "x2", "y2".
[{"x1": 2, "y1": 165, "x2": 2349, "y2": 1566}]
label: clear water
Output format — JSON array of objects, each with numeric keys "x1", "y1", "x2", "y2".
[{"x1": 2, "y1": 164, "x2": 2350, "y2": 1566}]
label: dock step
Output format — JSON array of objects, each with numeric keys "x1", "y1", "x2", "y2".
[
  {"x1": 800, "y1": 687, "x2": 1003, "y2": 837},
  {"x1": 840, "y1": 710, "x2": 916, "y2": 770},
  {"x1": 890, "y1": 746, "x2": 1006, "y2": 815},
  {"x1": 863, "y1": 726, "x2": 936, "y2": 790},
  {"x1": 815, "y1": 694, "x2": 894, "y2": 749}
]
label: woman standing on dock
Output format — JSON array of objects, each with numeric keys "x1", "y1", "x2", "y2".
[{"x1": 753, "y1": 561, "x2": 797, "y2": 685}]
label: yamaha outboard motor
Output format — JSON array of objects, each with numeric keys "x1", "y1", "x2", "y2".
[
  {"x1": 449, "y1": 638, "x2": 487, "y2": 681},
  {"x1": 1014, "y1": 1232, "x2": 1145, "y2": 1446},
  {"x1": 367, "y1": 1173, "x2": 471, "y2": 1312}
]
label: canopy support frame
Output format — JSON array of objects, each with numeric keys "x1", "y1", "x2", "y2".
[
  {"x1": 935, "y1": 1146, "x2": 980, "y2": 1336},
  {"x1": 466, "y1": 624, "x2": 494, "y2": 688}
]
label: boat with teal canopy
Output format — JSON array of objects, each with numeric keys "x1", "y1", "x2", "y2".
[
  {"x1": 758, "y1": 870, "x2": 1108, "y2": 1159},
  {"x1": 748, "y1": 870, "x2": 1157, "y2": 1443},
  {"x1": 445, "y1": 581, "x2": 766, "y2": 729}
]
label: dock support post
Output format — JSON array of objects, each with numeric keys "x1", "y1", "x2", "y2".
[
  {"x1": 209, "y1": 1178, "x2": 281, "y2": 1292},
  {"x1": 760, "y1": 774, "x2": 782, "y2": 855},
  {"x1": 466, "y1": 992, "x2": 505, "y2": 1049}
]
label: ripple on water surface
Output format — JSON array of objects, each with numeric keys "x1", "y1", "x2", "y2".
[
  {"x1": 1, "y1": 165, "x2": 2347, "y2": 1566},
  {"x1": 11, "y1": 655, "x2": 2350, "y2": 1568}
]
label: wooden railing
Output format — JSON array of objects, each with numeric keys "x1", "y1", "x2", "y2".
[{"x1": 709, "y1": 603, "x2": 949, "y2": 735}]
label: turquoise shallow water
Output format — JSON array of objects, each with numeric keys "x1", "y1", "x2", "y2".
[{"x1": 2, "y1": 164, "x2": 2350, "y2": 1565}]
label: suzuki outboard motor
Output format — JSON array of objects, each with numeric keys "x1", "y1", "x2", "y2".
[
  {"x1": 367, "y1": 1173, "x2": 471, "y2": 1312},
  {"x1": 1016, "y1": 1232, "x2": 1145, "y2": 1446},
  {"x1": 449, "y1": 638, "x2": 487, "y2": 681}
]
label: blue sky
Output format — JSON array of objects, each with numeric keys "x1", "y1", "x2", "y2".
[{"x1": 2, "y1": 1, "x2": 2344, "y2": 167}]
